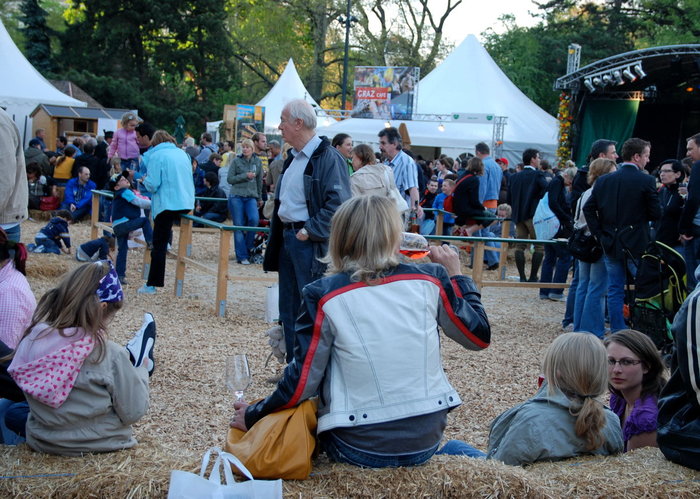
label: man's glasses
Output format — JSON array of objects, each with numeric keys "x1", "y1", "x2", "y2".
[{"x1": 608, "y1": 358, "x2": 642, "y2": 368}]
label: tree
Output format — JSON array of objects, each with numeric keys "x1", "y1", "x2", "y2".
[{"x1": 19, "y1": 0, "x2": 54, "y2": 73}]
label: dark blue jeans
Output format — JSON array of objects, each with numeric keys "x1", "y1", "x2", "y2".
[
  {"x1": 563, "y1": 260, "x2": 579, "y2": 327},
  {"x1": 278, "y1": 228, "x2": 320, "y2": 363},
  {"x1": 539, "y1": 244, "x2": 573, "y2": 298},
  {"x1": 34, "y1": 236, "x2": 61, "y2": 254},
  {"x1": 147, "y1": 210, "x2": 187, "y2": 287},
  {"x1": 113, "y1": 217, "x2": 153, "y2": 279},
  {"x1": 685, "y1": 237, "x2": 700, "y2": 291},
  {"x1": 61, "y1": 202, "x2": 91, "y2": 222},
  {"x1": 79, "y1": 238, "x2": 111, "y2": 261},
  {"x1": 321, "y1": 432, "x2": 440, "y2": 468}
]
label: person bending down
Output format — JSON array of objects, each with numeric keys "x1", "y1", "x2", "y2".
[{"x1": 231, "y1": 195, "x2": 491, "y2": 468}]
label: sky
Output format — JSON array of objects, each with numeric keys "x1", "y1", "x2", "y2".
[{"x1": 439, "y1": 0, "x2": 541, "y2": 45}]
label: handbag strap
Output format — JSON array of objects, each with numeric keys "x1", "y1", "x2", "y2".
[{"x1": 200, "y1": 446, "x2": 255, "y2": 484}]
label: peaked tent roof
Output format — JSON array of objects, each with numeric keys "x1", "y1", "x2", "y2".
[
  {"x1": 256, "y1": 58, "x2": 336, "y2": 132},
  {"x1": 317, "y1": 35, "x2": 558, "y2": 163},
  {"x1": 0, "y1": 20, "x2": 86, "y2": 111}
]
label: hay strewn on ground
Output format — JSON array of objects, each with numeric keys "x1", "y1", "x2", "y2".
[{"x1": 2, "y1": 219, "x2": 700, "y2": 497}]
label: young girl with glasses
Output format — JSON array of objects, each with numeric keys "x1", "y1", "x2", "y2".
[{"x1": 605, "y1": 329, "x2": 667, "y2": 451}]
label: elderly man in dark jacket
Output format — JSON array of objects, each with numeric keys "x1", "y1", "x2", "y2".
[{"x1": 263, "y1": 99, "x2": 351, "y2": 362}]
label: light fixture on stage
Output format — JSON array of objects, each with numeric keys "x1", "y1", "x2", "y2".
[
  {"x1": 634, "y1": 63, "x2": 646, "y2": 79},
  {"x1": 384, "y1": 120, "x2": 391, "y2": 128},
  {"x1": 602, "y1": 74, "x2": 612, "y2": 86},
  {"x1": 613, "y1": 70, "x2": 624, "y2": 85},
  {"x1": 622, "y1": 68, "x2": 636, "y2": 81},
  {"x1": 438, "y1": 123, "x2": 445, "y2": 132},
  {"x1": 592, "y1": 76, "x2": 602, "y2": 87},
  {"x1": 584, "y1": 78, "x2": 595, "y2": 92}
]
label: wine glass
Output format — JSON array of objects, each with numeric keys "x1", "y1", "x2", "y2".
[
  {"x1": 398, "y1": 232, "x2": 430, "y2": 259},
  {"x1": 225, "y1": 354, "x2": 251, "y2": 402}
]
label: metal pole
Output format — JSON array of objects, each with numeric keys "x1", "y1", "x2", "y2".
[{"x1": 341, "y1": 0, "x2": 351, "y2": 110}]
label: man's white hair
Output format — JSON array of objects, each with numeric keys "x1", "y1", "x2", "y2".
[{"x1": 284, "y1": 99, "x2": 317, "y2": 130}]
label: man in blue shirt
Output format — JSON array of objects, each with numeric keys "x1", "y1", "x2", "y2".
[{"x1": 60, "y1": 166, "x2": 97, "y2": 222}]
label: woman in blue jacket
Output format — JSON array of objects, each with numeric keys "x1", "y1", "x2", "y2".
[{"x1": 138, "y1": 131, "x2": 195, "y2": 294}]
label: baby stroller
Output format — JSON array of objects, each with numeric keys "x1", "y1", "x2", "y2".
[
  {"x1": 249, "y1": 220, "x2": 269, "y2": 264},
  {"x1": 628, "y1": 241, "x2": 687, "y2": 354}
]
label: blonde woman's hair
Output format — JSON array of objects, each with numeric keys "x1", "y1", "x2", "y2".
[
  {"x1": 14, "y1": 262, "x2": 123, "y2": 361},
  {"x1": 151, "y1": 130, "x2": 177, "y2": 147},
  {"x1": 563, "y1": 166, "x2": 578, "y2": 180},
  {"x1": 240, "y1": 138, "x2": 254, "y2": 149},
  {"x1": 587, "y1": 158, "x2": 616, "y2": 185},
  {"x1": 543, "y1": 332, "x2": 609, "y2": 452},
  {"x1": 497, "y1": 203, "x2": 512, "y2": 217},
  {"x1": 325, "y1": 196, "x2": 402, "y2": 283}
]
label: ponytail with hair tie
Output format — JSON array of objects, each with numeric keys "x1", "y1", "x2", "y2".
[{"x1": 0, "y1": 229, "x2": 27, "y2": 275}]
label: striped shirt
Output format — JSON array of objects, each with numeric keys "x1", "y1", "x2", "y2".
[{"x1": 385, "y1": 150, "x2": 418, "y2": 204}]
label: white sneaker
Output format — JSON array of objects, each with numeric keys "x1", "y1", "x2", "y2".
[
  {"x1": 241, "y1": 259, "x2": 251, "y2": 265},
  {"x1": 126, "y1": 313, "x2": 156, "y2": 376}
]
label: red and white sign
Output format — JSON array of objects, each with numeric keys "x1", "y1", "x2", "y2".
[{"x1": 355, "y1": 87, "x2": 390, "y2": 100}]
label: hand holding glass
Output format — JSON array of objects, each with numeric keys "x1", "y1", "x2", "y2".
[{"x1": 225, "y1": 354, "x2": 251, "y2": 402}]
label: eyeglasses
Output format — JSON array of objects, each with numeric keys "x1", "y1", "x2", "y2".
[
  {"x1": 608, "y1": 358, "x2": 642, "y2": 368},
  {"x1": 659, "y1": 169, "x2": 674, "y2": 173}
]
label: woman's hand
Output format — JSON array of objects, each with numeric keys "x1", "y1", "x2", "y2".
[
  {"x1": 429, "y1": 244, "x2": 462, "y2": 277},
  {"x1": 230, "y1": 401, "x2": 250, "y2": 431}
]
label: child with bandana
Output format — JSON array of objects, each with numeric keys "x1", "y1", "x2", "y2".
[{"x1": 6, "y1": 261, "x2": 156, "y2": 455}]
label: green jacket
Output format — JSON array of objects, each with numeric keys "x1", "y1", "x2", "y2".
[{"x1": 228, "y1": 154, "x2": 263, "y2": 199}]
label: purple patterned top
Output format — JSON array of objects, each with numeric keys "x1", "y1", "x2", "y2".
[{"x1": 610, "y1": 392, "x2": 658, "y2": 451}]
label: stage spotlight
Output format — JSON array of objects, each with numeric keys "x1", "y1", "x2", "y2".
[
  {"x1": 613, "y1": 70, "x2": 624, "y2": 85},
  {"x1": 438, "y1": 123, "x2": 445, "y2": 132},
  {"x1": 602, "y1": 74, "x2": 612, "y2": 85},
  {"x1": 592, "y1": 76, "x2": 602, "y2": 86},
  {"x1": 584, "y1": 78, "x2": 595, "y2": 92},
  {"x1": 623, "y1": 68, "x2": 636, "y2": 81},
  {"x1": 687, "y1": 86, "x2": 695, "y2": 93},
  {"x1": 634, "y1": 63, "x2": 646, "y2": 79}
]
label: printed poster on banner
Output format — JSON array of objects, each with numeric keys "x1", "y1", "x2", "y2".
[
  {"x1": 351, "y1": 66, "x2": 419, "y2": 120},
  {"x1": 234, "y1": 104, "x2": 265, "y2": 143}
]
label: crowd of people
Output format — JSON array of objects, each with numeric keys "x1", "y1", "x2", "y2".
[{"x1": 3, "y1": 100, "x2": 700, "y2": 477}]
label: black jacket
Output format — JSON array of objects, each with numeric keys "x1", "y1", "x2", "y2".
[
  {"x1": 263, "y1": 137, "x2": 351, "y2": 275},
  {"x1": 507, "y1": 167, "x2": 547, "y2": 224},
  {"x1": 197, "y1": 186, "x2": 228, "y2": 216},
  {"x1": 658, "y1": 285, "x2": 700, "y2": 470},
  {"x1": 570, "y1": 167, "x2": 589, "y2": 212},
  {"x1": 453, "y1": 174, "x2": 486, "y2": 226},
  {"x1": 547, "y1": 174, "x2": 574, "y2": 238},
  {"x1": 655, "y1": 184, "x2": 684, "y2": 247},
  {"x1": 679, "y1": 160, "x2": 700, "y2": 236},
  {"x1": 583, "y1": 163, "x2": 661, "y2": 260}
]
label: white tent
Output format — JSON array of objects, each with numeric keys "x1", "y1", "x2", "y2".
[
  {"x1": 317, "y1": 35, "x2": 558, "y2": 164},
  {"x1": 0, "y1": 21, "x2": 86, "y2": 144},
  {"x1": 256, "y1": 58, "x2": 336, "y2": 133}
]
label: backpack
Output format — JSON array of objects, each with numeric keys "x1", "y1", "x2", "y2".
[{"x1": 630, "y1": 241, "x2": 687, "y2": 351}]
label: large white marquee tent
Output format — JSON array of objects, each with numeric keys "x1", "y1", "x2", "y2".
[
  {"x1": 255, "y1": 58, "x2": 336, "y2": 133},
  {"x1": 0, "y1": 20, "x2": 86, "y2": 144},
  {"x1": 316, "y1": 34, "x2": 558, "y2": 164}
]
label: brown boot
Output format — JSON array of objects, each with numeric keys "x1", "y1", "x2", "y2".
[
  {"x1": 515, "y1": 250, "x2": 527, "y2": 282},
  {"x1": 529, "y1": 251, "x2": 544, "y2": 282}
]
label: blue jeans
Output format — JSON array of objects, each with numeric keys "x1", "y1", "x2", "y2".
[
  {"x1": 574, "y1": 258, "x2": 608, "y2": 337},
  {"x1": 563, "y1": 260, "x2": 579, "y2": 327},
  {"x1": 479, "y1": 228, "x2": 500, "y2": 267},
  {"x1": 278, "y1": 229, "x2": 320, "y2": 363},
  {"x1": 229, "y1": 196, "x2": 259, "y2": 261},
  {"x1": 34, "y1": 236, "x2": 61, "y2": 254},
  {"x1": 539, "y1": 244, "x2": 573, "y2": 297},
  {"x1": 0, "y1": 399, "x2": 27, "y2": 444},
  {"x1": 79, "y1": 238, "x2": 111, "y2": 261},
  {"x1": 61, "y1": 202, "x2": 91, "y2": 222},
  {"x1": 121, "y1": 158, "x2": 139, "y2": 171},
  {"x1": 113, "y1": 217, "x2": 153, "y2": 279},
  {"x1": 194, "y1": 211, "x2": 226, "y2": 227},
  {"x1": 685, "y1": 238, "x2": 700, "y2": 291},
  {"x1": 435, "y1": 439, "x2": 487, "y2": 458},
  {"x1": 604, "y1": 255, "x2": 635, "y2": 332},
  {"x1": 321, "y1": 432, "x2": 440, "y2": 468},
  {"x1": 3, "y1": 224, "x2": 20, "y2": 243}
]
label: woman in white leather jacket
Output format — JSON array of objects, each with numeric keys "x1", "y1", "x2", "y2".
[{"x1": 231, "y1": 195, "x2": 490, "y2": 467}]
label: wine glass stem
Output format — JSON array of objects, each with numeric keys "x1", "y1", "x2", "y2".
[{"x1": 235, "y1": 391, "x2": 244, "y2": 401}]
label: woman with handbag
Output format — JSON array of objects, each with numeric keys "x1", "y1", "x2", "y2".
[
  {"x1": 231, "y1": 195, "x2": 491, "y2": 468},
  {"x1": 572, "y1": 158, "x2": 617, "y2": 337}
]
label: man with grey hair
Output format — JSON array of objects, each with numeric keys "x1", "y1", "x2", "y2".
[
  {"x1": 377, "y1": 126, "x2": 422, "y2": 218},
  {"x1": 263, "y1": 99, "x2": 351, "y2": 362},
  {"x1": 269, "y1": 139, "x2": 282, "y2": 161}
]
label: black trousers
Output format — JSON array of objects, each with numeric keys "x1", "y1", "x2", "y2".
[{"x1": 147, "y1": 209, "x2": 188, "y2": 287}]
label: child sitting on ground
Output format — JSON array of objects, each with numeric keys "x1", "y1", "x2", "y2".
[
  {"x1": 112, "y1": 172, "x2": 153, "y2": 285},
  {"x1": 6, "y1": 261, "x2": 155, "y2": 455},
  {"x1": 76, "y1": 235, "x2": 116, "y2": 263},
  {"x1": 28, "y1": 210, "x2": 72, "y2": 255}
]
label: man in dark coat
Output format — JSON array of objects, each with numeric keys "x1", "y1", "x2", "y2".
[
  {"x1": 570, "y1": 139, "x2": 618, "y2": 210},
  {"x1": 583, "y1": 137, "x2": 661, "y2": 332},
  {"x1": 507, "y1": 148, "x2": 548, "y2": 281}
]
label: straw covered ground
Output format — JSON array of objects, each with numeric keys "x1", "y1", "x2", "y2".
[{"x1": 2, "y1": 219, "x2": 700, "y2": 498}]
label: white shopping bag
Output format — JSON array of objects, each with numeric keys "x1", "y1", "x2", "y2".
[
  {"x1": 168, "y1": 446, "x2": 282, "y2": 499},
  {"x1": 265, "y1": 284, "x2": 279, "y2": 323}
]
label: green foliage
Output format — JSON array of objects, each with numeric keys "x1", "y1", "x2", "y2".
[{"x1": 19, "y1": 0, "x2": 54, "y2": 73}]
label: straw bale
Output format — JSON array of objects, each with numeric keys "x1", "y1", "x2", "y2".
[{"x1": 5, "y1": 219, "x2": 700, "y2": 498}]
